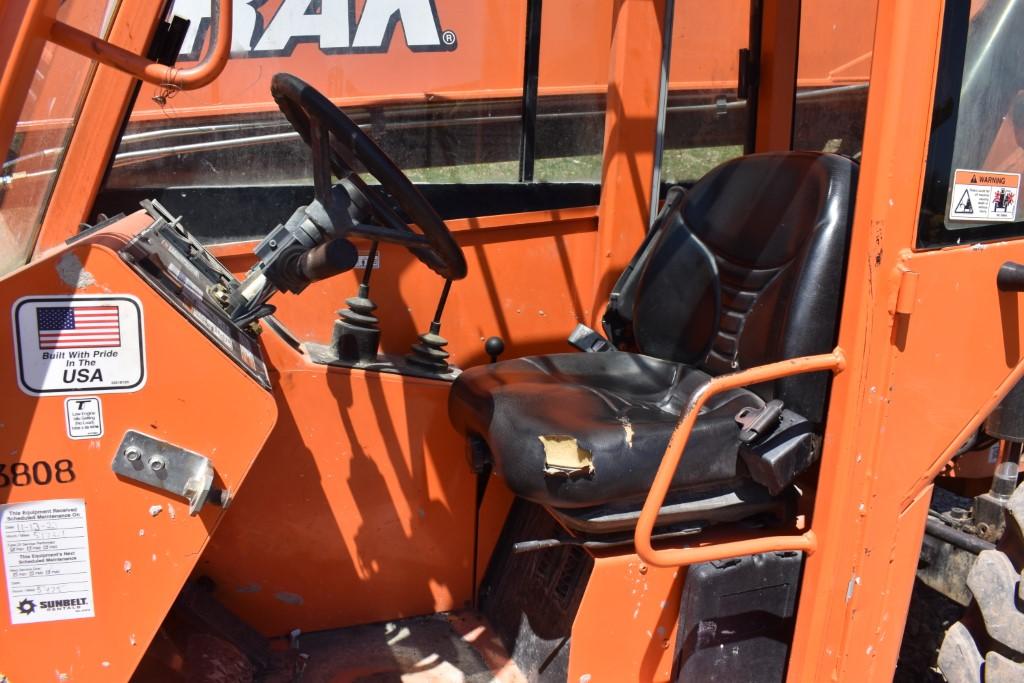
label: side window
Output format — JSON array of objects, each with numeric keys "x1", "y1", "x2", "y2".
[
  {"x1": 919, "y1": 0, "x2": 1024, "y2": 247},
  {"x1": 95, "y1": 0, "x2": 611, "y2": 244},
  {"x1": 1, "y1": 3, "x2": 117, "y2": 276},
  {"x1": 792, "y1": 0, "x2": 877, "y2": 157},
  {"x1": 533, "y1": 1, "x2": 611, "y2": 183},
  {"x1": 659, "y1": 0, "x2": 877, "y2": 193},
  {"x1": 659, "y1": 0, "x2": 753, "y2": 187}
]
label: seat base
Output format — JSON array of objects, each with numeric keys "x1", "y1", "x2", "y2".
[{"x1": 547, "y1": 479, "x2": 789, "y2": 535}]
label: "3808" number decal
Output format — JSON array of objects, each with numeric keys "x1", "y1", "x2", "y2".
[{"x1": 0, "y1": 460, "x2": 76, "y2": 487}]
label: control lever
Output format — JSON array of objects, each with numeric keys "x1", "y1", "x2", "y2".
[
  {"x1": 406, "y1": 279, "x2": 454, "y2": 373},
  {"x1": 332, "y1": 242, "x2": 382, "y2": 363},
  {"x1": 485, "y1": 336, "x2": 505, "y2": 362},
  {"x1": 997, "y1": 261, "x2": 1024, "y2": 291}
]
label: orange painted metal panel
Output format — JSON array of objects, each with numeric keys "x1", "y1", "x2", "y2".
[
  {"x1": 827, "y1": 244, "x2": 1024, "y2": 678},
  {"x1": 197, "y1": 331, "x2": 493, "y2": 634},
  {"x1": 568, "y1": 553, "x2": 682, "y2": 682},
  {"x1": 0, "y1": 212, "x2": 277, "y2": 680}
]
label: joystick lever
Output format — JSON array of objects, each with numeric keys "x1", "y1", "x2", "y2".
[
  {"x1": 406, "y1": 279, "x2": 454, "y2": 373},
  {"x1": 332, "y1": 242, "x2": 382, "y2": 363}
]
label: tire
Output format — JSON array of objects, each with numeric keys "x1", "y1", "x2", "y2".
[{"x1": 938, "y1": 483, "x2": 1024, "y2": 682}]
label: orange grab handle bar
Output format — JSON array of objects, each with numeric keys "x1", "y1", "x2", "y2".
[
  {"x1": 634, "y1": 349, "x2": 847, "y2": 567},
  {"x1": 49, "y1": 0, "x2": 232, "y2": 91}
]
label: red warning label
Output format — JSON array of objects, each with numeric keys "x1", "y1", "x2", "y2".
[{"x1": 949, "y1": 169, "x2": 1020, "y2": 223}]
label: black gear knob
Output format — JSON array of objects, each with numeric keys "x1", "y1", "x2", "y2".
[{"x1": 484, "y1": 336, "x2": 505, "y2": 363}]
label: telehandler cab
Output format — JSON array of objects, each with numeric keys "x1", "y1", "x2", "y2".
[{"x1": 1, "y1": 0, "x2": 1023, "y2": 681}]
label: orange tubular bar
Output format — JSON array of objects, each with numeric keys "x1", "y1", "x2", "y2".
[
  {"x1": 634, "y1": 349, "x2": 848, "y2": 567},
  {"x1": 48, "y1": 0, "x2": 231, "y2": 91}
]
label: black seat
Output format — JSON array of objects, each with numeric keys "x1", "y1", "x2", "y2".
[{"x1": 449, "y1": 152, "x2": 857, "y2": 533}]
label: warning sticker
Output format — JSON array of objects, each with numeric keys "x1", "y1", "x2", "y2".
[
  {"x1": 949, "y1": 169, "x2": 1021, "y2": 223},
  {"x1": 1, "y1": 499, "x2": 95, "y2": 624},
  {"x1": 12, "y1": 295, "x2": 146, "y2": 396},
  {"x1": 64, "y1": 397, "x2": 103, "y2": 440}
]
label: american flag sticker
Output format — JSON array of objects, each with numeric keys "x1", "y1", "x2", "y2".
[
  {"x1": 13, "y1": 295, "x2": 146, "y2": 396},
  {"x1": 37, "y1": 306, "x2": 121, "y2": 350}
]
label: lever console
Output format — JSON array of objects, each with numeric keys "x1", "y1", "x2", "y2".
[{"x1": 120, "y1": 200, "x2": 272, "y2": 388}]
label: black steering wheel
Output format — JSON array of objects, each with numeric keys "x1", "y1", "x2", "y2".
[{"x1": 270, "y1": 73, "x2": 467, "y2": 280}]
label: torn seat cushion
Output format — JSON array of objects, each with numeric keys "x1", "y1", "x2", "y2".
[{"x1": 448, "y1": 352, "x2": 762, "y2": 509}]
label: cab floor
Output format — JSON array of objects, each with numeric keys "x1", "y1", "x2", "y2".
[{"x1": 259, "y1": 611, "x2": 527, "y2": 683}]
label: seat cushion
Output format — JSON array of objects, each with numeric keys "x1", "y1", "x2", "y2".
[{"x1": 449, "y1": 352, "x2": 762, "y2": 509}]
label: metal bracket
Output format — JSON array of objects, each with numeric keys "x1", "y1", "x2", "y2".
[{"x1": 111, "y1": 431, "x2": 216, "y2": 515}]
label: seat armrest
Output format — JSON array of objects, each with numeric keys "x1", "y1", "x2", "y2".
[{"x1": 739, "y1": 409, "x2": 819, "y2": 495}]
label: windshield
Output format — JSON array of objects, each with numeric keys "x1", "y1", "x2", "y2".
[
  {"x1": 0, "y1": 2, "x2": 118, "y2": 276},
  {"x1": 94, "y1": 0, "x2": 618, "y2": 244}
]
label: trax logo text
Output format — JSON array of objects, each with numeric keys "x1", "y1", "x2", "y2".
[{"x1": 172, "y1": 0, "x2": 457, "y2": 59}]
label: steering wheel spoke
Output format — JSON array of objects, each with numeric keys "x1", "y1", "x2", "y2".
[
  {"x1": 348, "y1": 223, "x2": 431, "y2": 247},
  {"x1": 310, "y1": 120, "x2": 334, "y2": 206},
  {"x1": 271, "y1": 73, "x2": 467, "y2": 280}
]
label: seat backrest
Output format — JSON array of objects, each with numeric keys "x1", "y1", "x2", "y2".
[{"x1": 603, "y1": 151, "x2": 858, "y2": 424}]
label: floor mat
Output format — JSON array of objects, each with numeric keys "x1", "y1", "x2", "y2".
[{"x1": 260, "y1": 611, "x2": 527, "y2": 683}]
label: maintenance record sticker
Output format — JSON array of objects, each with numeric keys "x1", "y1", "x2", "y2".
[
  {"x1": 12, "y1": 295, "x2": 145, "y2": 396},
  {"x1": 949, "y1": 169, "x2": 1020, "y2": 223},
  {"x1": 1, "y1": 499, "x2": 96, "y2": 624}
]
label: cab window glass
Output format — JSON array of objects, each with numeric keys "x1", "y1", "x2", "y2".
[
  {"x1": 919, "y1": 0, "x2": 1024, "y2": 247},
  {"x1": 792, "y1": 0, "x2": 877, "y2": 157},
  {"x1": 533, "y1": 0, "x2": 611, "y2": 182},
  {"x1": 96, "y1": 0, "x2": 613, "y2": 243},
  {"x1": 105, "y1": 1, "x2": 526, "y2": 189},
  {"x1": 0, "y1": 3, "x2": 117, "y2": 276},
  {"x1": 660, "y1": 0, "x2": 751, "y2": 186}
]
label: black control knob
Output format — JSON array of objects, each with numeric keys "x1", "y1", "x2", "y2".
[
  {"x1": 998, "y1": 261, "x2": 1024, "y2": 292},
  {"x1": 485, "y1": 336, "x2": 505, "y2": 363}
]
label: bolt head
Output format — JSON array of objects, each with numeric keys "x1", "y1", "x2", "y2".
[
  {"x1": 148, "y1": 457, "x2": 166, "y2": 472},
  {"x1": 124, "y1": 447, "x2": 141, "y2": 462}
]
